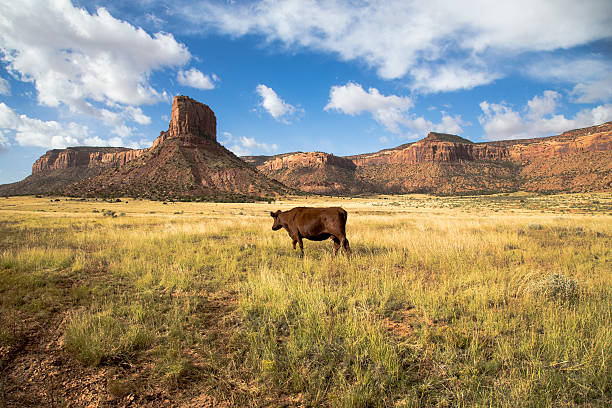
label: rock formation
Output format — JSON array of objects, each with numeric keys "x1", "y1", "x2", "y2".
[
  {"x1": 247, "y1": 122, "x2": 612, "y2": 195},
  {"x1": 152, "y1": 96, "x2": 217, "y2": 148},
  {"x1": 0, "y1": 96, "x2": 291, "y2": 199},
  {"x1": 1, "y1": 101, "x2": 610, "y2": 197},
  {"x1": 67, "y1": 96, "x2": 291, "y2": 200},
  {"x1": 31, "y1": 147, "x2": 146, "y2": 173},
  {"x1": 243, "y1": 152, "x2": 363, "y2": 195}
]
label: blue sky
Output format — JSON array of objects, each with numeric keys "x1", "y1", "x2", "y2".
[{"x1": 0, "y1": 0, "x2": 611, "y2": 184}]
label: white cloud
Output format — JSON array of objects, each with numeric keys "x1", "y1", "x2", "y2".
[
  {"x1": 0, "y1": 0, "x2": 190, "y2": 121},
  {"x1": 255, "y1": 84, "x2": 301, "y2": 123},
  {"x1": 145, "y1": 12, "x2": 165, "y2": 28},
  {"x1": 526, "y1": 90, "x2": 560, "y2": 120},
  {"x1": 431, "y1": 112, "x2": 466, "y2": 135},
  {"x1": 125, "y1": 106, "x2": 151, "y2": 125},
  {"x1": 177, "y1": 67, "x2": 218, "y2": 90},
  {"x1": 220, "y1": 131, "x2": 279, "y2": 156},
  {"x1": 325, "y1": 82, "x2": 412, "y2": 133},
  {"x1": 0, "y1": 102, "x2": 141, "y2": 149},
  {"x1": 479, "y1": 91, "x2": 612, "y2": 140},
  {"x1": 410, "y1": 64, "x2": 501, "y2": 93},
  {"x1": 325, "y1": 82, "x2": 465, "y2": 136},
  {"x1": 0, "y1": 77, "x2": 9, "y2": 95},
  {"x1": 181, "y1": 0, "x2": 612, "y2": 91},
  {"x1": 111, "y1": 124, "x2": 134, "y2": 138},
  {"x1": 0, "y1": 130, "x2": 10, "y2": 151},
  {"x1": 82, "y1": 135, "x2": 125, "y2": 147},
  {"x1": 525, "y1": 57, "x2": 612, "y2": 103}
]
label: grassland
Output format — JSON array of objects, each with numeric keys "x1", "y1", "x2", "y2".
[{"x1": 0, "y1": 193, "x2": 610, "y2": 407}]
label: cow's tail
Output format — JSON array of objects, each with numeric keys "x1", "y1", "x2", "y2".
[{"x1": 338, "y1": 209, "x2": 351, "y2": 259}]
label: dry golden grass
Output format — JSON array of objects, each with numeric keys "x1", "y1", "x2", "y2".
[{"x1": 0, "y1": 193, "x2": 610, "y2": 407}]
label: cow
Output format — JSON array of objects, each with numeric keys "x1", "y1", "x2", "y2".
[{"x1": 270, "y1": 207, "x2": 351, "y2": 258}]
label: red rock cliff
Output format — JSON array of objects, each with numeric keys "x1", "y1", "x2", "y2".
[
  {"x1": 258, "y1": 152, "x2": 356, "y2": 172},
  {"x1": 349, "y1": 125, "x2": 611, "y2": 167},
  {"x1": 350, "y1": 132, "x2": 509, "y2": 166},
  {"x1": 502, "y1": 122, "x2": 612, "y2": 163},
  {"x1": 153, "y1": 95, "x2": 216, "y2": 148},
  {"x1": 32, "y1": 147, "x2": 146, "y2": 174}
]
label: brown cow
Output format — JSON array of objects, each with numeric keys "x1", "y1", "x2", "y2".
[{"x1": 270, "y1": 207, "x2": 351, "y2": 258}]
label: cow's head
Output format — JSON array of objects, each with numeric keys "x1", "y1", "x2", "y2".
[{"x1": 270, "y1": 210, "x2": 282, "y2": 230}]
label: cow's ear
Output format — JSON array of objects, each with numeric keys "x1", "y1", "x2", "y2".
[{"x1": 270, "y1": 211, "x2": 277, "y2": 217}]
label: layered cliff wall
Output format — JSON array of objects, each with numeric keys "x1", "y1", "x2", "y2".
[
  {"x1": 248, "y1": 122, "x2": 612, "y2": 195},
  {"x1": 152, "y1": 96, "x2": 217, "y2": 148},
  {"x1": 244, "y1": 151, "x2": 360, "y2": 195},
  {"x1": 348, "y1": 133, "x2": 510, "y2": 166},
  {"x1": 256, "y1": 152, "x2": 356, "y2": 172},
  {"x1": 32, "y1": 147, "x2": 147, "y2": 174},
  {"x1": 347, "y1": 124, "x2": 611, "y2": 167}
]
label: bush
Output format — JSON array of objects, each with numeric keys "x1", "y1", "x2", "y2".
[{"x1": 528, "y1": 273, "x2": 580, "y2": 302}]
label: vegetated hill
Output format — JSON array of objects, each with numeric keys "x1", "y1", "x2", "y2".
[
  {"x1": 245, "y1": 122, "x2": 612, "y2": 195},
  {"x1": 0, "y1": 96, "x2": 292, "y2": 200}
]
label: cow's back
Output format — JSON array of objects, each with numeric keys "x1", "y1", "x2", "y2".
[{"x1": 291, "y1": 207, "x2": 347, "y2": 237}]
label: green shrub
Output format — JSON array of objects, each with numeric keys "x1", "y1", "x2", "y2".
[{"x1": 527, "y1": 273, "x2": 581, "y2": 302}]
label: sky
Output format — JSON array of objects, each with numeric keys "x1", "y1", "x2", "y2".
[{"x1": 0, "y1": 0, "x2": 611, "y2": 184}]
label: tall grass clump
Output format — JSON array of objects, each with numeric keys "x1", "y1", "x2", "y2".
[
  {"x1": 237, "y1": 265, "x2": 406, "y2": 407},
  {"x1": 64, "y1": 306, "x2": 154, "y2": 366}
]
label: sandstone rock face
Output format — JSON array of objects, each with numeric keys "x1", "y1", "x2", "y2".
[
  {"x1": 350, "y1": 132, "x2": 509, "y2": 165},
  {"x1": 250, "y1": 123, "x2": 611, "y2": 195},
  {"x1": 503, "y1": 122, "x2": 612, "y2": 163},
  {"x1": 349, "y1": 125, "x2": 611, "y2": 168},
  {"x1": 31, "y1": 147, "x2": 145, "y2": 174},
  {"x1": 66, "y1": 96, "x2": 291, "y2": 199},
  {"x1": 257, "y1": 152, "x2": 356, "y2": 171},
  {"x1": 242, "y1": 152, "x2": 361, "y2": 195},
  {"x1": 153, "y1": 95, "x2": 216, "y2": 148}
]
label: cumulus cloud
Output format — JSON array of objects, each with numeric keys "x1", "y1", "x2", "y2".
[
  {"x1": 325, "y1": 82, "x2": 412, "y2": 133},
  {"x1": 255, "y1": 84, "x2": 302, "y2": 123},
  {"x1": 180, "y1": 0, "x2": 612, "y2": 91},
  {"x1": 177, "y1": 68, "x2": 218, "y2": 90},
  {"x1": 0, "y1": 130, "x2": 10, "y2": 151},
  {"x1": 525, "y1": 57, "x2": 612, "y2": 103},
  {"x1": 479, "y1": 91, "x2": 612, "y2": 140},
  {"x1": 325, "y1": 82, "x2": 465, "y2": 136},
  {"x1": 0, "y1": 77, "x2": 9, "y2": 95},
  {"x1": 125, "y1": 106, "x2": 152, "y2": 125},
  {"x1": 220, "y1": 131, "x2": 279, "y2": 156},
  {"x1": 0, "y1": 102, "x2": 140, "y2": 149},
  {"x1": 410, "y1": 64, "x2": 501, "y2": 93},
  {"x1": 526, "y1": 90, "x2": 560, "y2": 120},
  {"x1": 0, "y1": 0, "x2": 190, "y2": 121}
]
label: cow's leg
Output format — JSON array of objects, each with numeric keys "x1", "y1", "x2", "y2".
[
  {"x1": 342, "y1": 237, "x2": 351, "y2": 259},
  {"x1": 297, "y1": 235, "x2": 304, "y2": 257},
  {"x1": 331, "y1": 237, "x2": 341, "y2": 256},
  {"x1": 287, "y1": 228, "x2": 298, "y2": 251}
]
